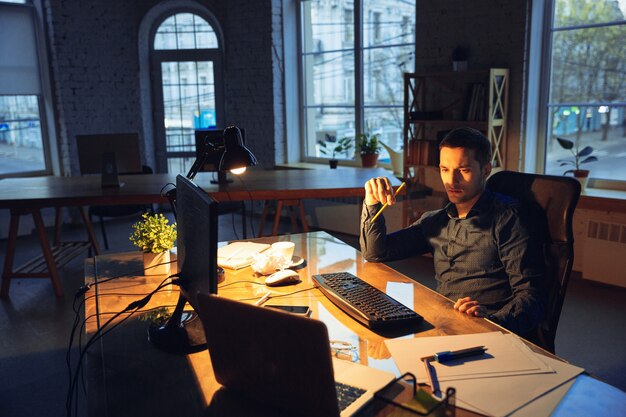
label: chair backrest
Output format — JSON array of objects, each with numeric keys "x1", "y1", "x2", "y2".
[{"x1": 486, "y1": 170, "x2": 580, "y2": 353}]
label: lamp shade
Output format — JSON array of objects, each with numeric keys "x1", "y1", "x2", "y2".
[{"x1": 219, "y1": 126, "x2": 258, "y2": 171}]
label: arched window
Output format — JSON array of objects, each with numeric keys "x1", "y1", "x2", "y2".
[{"x1": 147, "y1": 9, "x2": 224, "y2": 173}]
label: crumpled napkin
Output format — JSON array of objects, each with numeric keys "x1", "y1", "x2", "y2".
[{"x1": 251, "y1": 250, "x2": 292, "y2": 275}]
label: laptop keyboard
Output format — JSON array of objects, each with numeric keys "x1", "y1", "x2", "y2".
[
  {"x1": 313, "y1": 272, "x2": 423, "y2": 330},
  {"x1": 335, "y1": 381, "x2": 366, "y2": 411}
]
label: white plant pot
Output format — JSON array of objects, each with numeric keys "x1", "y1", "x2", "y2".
[{"x1": 143, "y1": 251, "x2": 171, "y2": 276}]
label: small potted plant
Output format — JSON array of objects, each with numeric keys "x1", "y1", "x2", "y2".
[
  {"x1": 356, "y1": 133, "x2": 382, "y2": 168},
  {"x1": 129, "y1": 212, "x2": 177, "y2": 276},
  {"x1": 556, "y1": 136, "x2": 598, "y2": 190},
  {"x1": 317, "y1": 134, "x2": 353, "y2": 168}
]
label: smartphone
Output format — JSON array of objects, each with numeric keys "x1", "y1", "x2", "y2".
[{"x1": 266, "y1": 305, "x2": 311, "y2": 317}]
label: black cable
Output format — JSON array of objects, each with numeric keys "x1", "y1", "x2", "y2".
[
  {"x1": 218, "y1": 280, "x2": 266, "y2": 289},
  {"x1": 236, "y1": 175, "x2": 257, "y2": 238},
  {"x1": 237, "y1": 286, "x2": 317, "y2": 302},
  {"x1": 66, "y1": 277, "x2": 174, "y2": 417}
]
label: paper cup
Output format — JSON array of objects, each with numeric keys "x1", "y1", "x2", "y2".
[{"x1": 271, "y1": 241, "x2": 295, "y2": 265}]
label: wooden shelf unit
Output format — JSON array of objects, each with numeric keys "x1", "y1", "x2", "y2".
[{"x1": 403, "y1": 68, "x2": 509, "y2": 183}]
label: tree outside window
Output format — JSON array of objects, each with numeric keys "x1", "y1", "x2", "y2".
[{"x1": 545, "y1": 0, "x2": 625, "y2": 185}]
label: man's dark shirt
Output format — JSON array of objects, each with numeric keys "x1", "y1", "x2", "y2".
[{"x1": 360, "y1": 189, "x2": 545, "y2": 335}]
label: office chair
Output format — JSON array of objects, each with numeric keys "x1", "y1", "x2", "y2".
[
  {"x1": 486, "y1": 170, "x2": 580, "y2": 353},
  {"x1": 89, "y1": 165, "x2": 154, "y2": 250}
]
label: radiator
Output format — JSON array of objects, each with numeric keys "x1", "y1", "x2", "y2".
[{"x1": 582, "y1": 220, "x2": 626, "y2": 287}]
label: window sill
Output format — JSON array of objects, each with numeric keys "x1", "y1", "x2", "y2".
[{"x1": 578, "y1": 188, "x2": 626, "y2": 213}]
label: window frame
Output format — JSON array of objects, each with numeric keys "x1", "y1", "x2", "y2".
[
  {"x1": 296, "y1": 0, "x2": 415, "y2": 167},
  {"x1": 527, "y1": 0, "x2": 626, "y2": 192}
]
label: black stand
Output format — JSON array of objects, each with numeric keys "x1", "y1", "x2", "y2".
[
  {"x1": 147, "y1": 293, "x2": 207, "y2": 354},
  {"x1": 211, "y1": 171, "x2": 231, "y2": 185}
]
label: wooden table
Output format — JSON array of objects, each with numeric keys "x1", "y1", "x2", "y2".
[
  {"x1": 1, "y1": 167, "x2": 399, "y2": 298},
  {"x1": 83, "y1": 231, "x2": 559, "y2": 417}
]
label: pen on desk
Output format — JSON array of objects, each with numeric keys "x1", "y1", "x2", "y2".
[
  {"x1": 432, "y1": 346, "x2": 487, "y2": 362},
  {"x1": 254, "y1": 291, "x2": 271, "y2": 306},
  {"x1": 371, "y1": 182, "x2": 406, "y2": 222},
  {"x1": 421, "y1": 358, "x2": 441, "y2": 397}
]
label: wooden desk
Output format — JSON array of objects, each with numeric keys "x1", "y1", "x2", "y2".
[
  {"x1": 84, "y1": 231, "x2": 551, "y2": 417},
  {"x1": 1, "y1": 167, "x2": 399, "y2": 298}
]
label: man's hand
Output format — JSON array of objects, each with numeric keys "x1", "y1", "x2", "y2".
[
  {"x1": 454, "y1": 297, "x2": 488, "y2": 317},
  {"x1": 364, "y1": 177, "x2": 396, "y2": 206}
]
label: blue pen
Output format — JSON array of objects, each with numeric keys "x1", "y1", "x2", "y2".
[{"x1": 433, "y1": 345, "x2": 487, "y2": 362}]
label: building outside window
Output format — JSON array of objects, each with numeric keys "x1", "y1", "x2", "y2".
[
  {"x1": 300, "y1": 0, "x2": 415, "y2": 165},
  {"x1": 543, "y1": 0, "x2": 625, "y2": 188}
]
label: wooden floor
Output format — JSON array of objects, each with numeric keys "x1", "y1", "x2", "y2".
[{"x1": 0, "y1": 207, "x2": 624, "y2": 417}]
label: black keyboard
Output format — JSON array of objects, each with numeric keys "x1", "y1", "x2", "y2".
[
  {"x1": 335, "y1": 381, "x2": 366, "y2": 411},
  {"x1": 312, "y1": 272, "x2": 423, "y2": 330}
]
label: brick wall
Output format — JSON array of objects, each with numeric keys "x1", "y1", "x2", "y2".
[
  {"x1": 415, "y1": 0, "x2": 530, "y2": 170},
  {"x1": 43, "y1": 0, "x2": 280, "y2": 175}
]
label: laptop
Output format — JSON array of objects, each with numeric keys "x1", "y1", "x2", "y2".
[{"x1": 195, "y1": 293, "x2": 395, "y2": 417}]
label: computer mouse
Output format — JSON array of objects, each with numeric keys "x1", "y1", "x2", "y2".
[{"x1": 265, "y1": 269, "x2": 301, "y2": 287}]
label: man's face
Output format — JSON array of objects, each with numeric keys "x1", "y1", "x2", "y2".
[{"x1": 439, "y1": 146, "x2": 491, "y2": 208}]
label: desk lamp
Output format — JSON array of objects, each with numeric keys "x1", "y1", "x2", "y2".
[{"x1": 187, "y1": 126, "x2": 257, "y2": 185}]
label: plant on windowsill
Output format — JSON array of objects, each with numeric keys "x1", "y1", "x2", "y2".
[
  {"x1": 556, "y1": 136, "x2": 598, "y2": 191},
  {"x1": 356, "y1": 133, "x2": 382, "y2": 168},
  {"x1": 129, "y1": 212, "x2": 177, "y2": 276},
  {"x1": 317, "y1": 134, "x2": 353, "y2": 169}
]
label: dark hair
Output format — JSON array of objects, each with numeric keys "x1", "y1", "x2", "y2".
[{"x1": 440, "y1": 127, "x2": 492, "y2": 167}]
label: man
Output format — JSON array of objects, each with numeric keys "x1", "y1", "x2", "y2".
[{"x1": 360, "y1": 127, "x2": 544, "y2": 335}]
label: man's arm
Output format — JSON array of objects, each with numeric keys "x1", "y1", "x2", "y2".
[{"x1": 490, "y1": 207, "x2": 545, "y2": 334}]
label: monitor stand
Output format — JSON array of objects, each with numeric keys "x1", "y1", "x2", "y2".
[
  {"x1": 100, "y1": 152, "x2": 124, "y2": 188},
  {"x1": 148, "y1": 293, "x2": 207, "y2": 354}
]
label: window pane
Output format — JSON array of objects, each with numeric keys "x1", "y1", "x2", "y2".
[
  {"x1": 544, "y1": 105, "x2": 625, "y2": 181},
  {"x1": 364, "y1": 106, "x2": 403, "y2": 161},
  {"x1": 161, "y1": 61, "x2": 216, "y2": 173},
  {"x1": 303, "y1": 50, "x2": 355, "y2": 106},
  {"x1": 154, "y1": 13, "x2": 217, "y2": 50},
  {"x1": 546, "y1": 8, "x2": 626, "y2": 183},
  {"x1": 302, "y1": 0, "x2": 352, "y2": 54},
  {"x1": 549, "y1": 26, "x2": 625, "y2": 104},
  {"x1": 0, "y1": 95, "x2": 45, "y2": 175},
  {"x1": 305, "y1": 107, "x2": 355, "y2": 160},
  {"x1": 554, "y1": 0, "x2": 626, "y2": 28},
  {"x1": 364, "y1": 45, "x2": 413, "y2": 105},
  {"x1": 363, "y1": 0, "x2": 415, "y2": 47}
]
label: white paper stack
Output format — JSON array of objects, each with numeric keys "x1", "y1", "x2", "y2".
[
  {"x1": 385, "y1": 332, "x2": 585, "y2": 416},
  {"x1": 217, "y1": 241, "x2": 270, "y2": 269}
]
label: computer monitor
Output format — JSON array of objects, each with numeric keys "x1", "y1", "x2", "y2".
[
  {"x1": 176, "y1": 174, "x2": 219, "y2": 305},
  {"x1": 148, "y1": 174, "x2": 219, "y2": 353},
  {"x1": 76, "y1": 133, "x2": 142, "y2": 175}
]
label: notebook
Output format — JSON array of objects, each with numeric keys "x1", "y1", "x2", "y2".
[
  {"x1": 195, "y1": 293, "x2": 395, "y2": 417},
  {"x1": 217, "y1": 241, "x2": 270, "y2": 269}
]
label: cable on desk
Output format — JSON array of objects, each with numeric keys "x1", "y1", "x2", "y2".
[
  {"x1": 66, "y1": 276, "x2": 174, "y2": 417},
  {"x1": 218, "y1": 280, "x2": 265, "y2": 289},
  {"x1": 236, "y1": 286, "x2": 317, "y2": 303},
  {"x1": 236, "y1": 175, "x2": 257, "y2": 238}
]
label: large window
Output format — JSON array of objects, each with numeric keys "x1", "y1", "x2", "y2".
[
  {"x1": 0, "y1": 1, "x2": 50, "y2": 177},
  {"x1": 543, "y1": 0, "x2": 625, "y2": 187},
  {"x1": 150, "y1": 12, "x2": 223, "y2": 174},
  {"x1": 300, "y1": 0, "x2": 415, "y2": 164}
]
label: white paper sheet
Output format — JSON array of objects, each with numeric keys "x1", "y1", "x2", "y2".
[
  {"x1": 385, "y1": 332, "x2": 553, "y2": 383},
  {"x1": 442, "y1": 355, "x2": 584, "y2": 417}
]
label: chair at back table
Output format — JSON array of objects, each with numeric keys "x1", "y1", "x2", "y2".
[
  {"x1": 486, "y1": 170, "x2": 581, "y2": 353},
  {"x1": 89, "y1": 165, "x2": 154, "y2": 250}
]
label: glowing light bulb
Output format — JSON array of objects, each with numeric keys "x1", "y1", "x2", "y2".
[{"x1": 230, "y1": 167, "x2": 246, "y2": 175}]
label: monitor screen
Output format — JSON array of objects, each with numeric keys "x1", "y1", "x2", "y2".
[
  {"x1": 194, "y1": 128, "x2": 246, "y2": 172},
  {"x1": 76, "y1": 133, "x2": 142, "y2": 175},
  {"x1": 176, "y1": 175, "x2": 219, "y2": 309}
]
